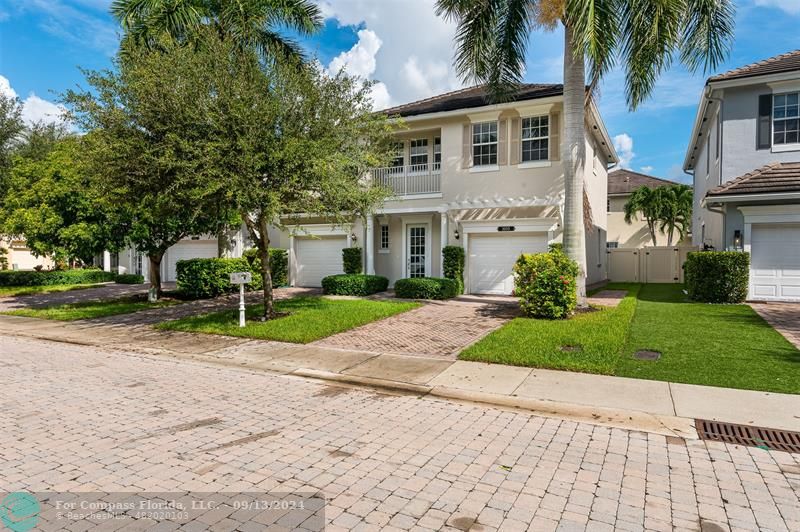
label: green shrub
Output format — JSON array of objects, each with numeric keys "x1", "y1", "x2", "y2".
[
  {"x1": 115, "y1": 273, "x2": 145, "y2": 284},
  {"x1": 442, "y1": 246, "x2": 465, "y2": 294},
  {"x1": 321, "y1": 274, "x2": 389, "y2": 296},
  {"x1": 0, "y1": 268, "x2": 116, "y2": 287},
  {"x1": 513, "y1": 248, "x2": 580, "y2": 319},
  {"x1": 242, "y1": 248, "x2": 289, "y2": 287},
  {"x1": 176, "y1": 257, "x2": 263, "y2": 299},
  {"x1": 684, "y1": 251, "x2": 749, "y2": 303},
  {"x1": 394, "y1": 277, "x2": 459, "y2": 300},
  {"x1": 342, "y1": 247, "x2": 362, "y2": 274}
]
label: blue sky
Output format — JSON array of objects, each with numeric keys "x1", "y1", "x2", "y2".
[{"x1": 1, "y1": 0, "x2": 799, "y2": 184}]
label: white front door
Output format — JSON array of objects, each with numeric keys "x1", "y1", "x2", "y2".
[
  {"x1": 751, "y1": 223, "x2": 800, "y2": 301},
  {"x1": 407, "y1": 225, "x2": 427, "y2": 278}
]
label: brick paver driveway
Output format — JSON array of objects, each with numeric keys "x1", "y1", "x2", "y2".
[
  {"x1": 3, "y1": 335, "x2": 799, "y2": 531},
  {"x1": 0, "y1": 282, "x2": 157, "y2": 311},
  {"x1": 312, "y1": 298, "x2": 519, "y2": 358},
  {"x1": 751, "y1": 302, "x2": 800, "y2": 349}
]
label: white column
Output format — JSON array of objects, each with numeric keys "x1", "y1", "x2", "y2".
[
  {"x1": 288, "y1": 235, "x2": 295, "y2": 286},
  {"x1": 102, "y1": 251, "x2": 111, "y2": 272},
  {"x1": 365, "y1": 216, "x2": 375, "y2": 275},
  {"x1": 439, "y1": 212, "x2": 448, "y2": 275}
]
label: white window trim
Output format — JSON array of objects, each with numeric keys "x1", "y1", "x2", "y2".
[
  {"x1": 378, "y1": 224, "x2": 390, "y2": 254},
  {"x1": 409, "y1": 138, "x2": 429, "y2": 168},
  {"x1": 517, "y1": 161, "x2": 552, "y2": 169},
  {"x1": 469, "y1": 164, "x2": 500, "y2": 173},
  {"x1": 771, "y1": 90, "x2": 800, "y2": 151},
  {"x1": 520, "y1": 114, "x2": 550, "y2": 164},
  {"x1": 471, "y1": 121, "x2": 499, "y2": 168}
]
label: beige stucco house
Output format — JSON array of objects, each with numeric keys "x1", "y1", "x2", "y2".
[
  {"x1": 607, "y1": 169, "x2": 688, "y2": 248},
  {"x1": 269, "y1": 84, "x2": 619, "y2": 295},
  {"x1": 0, "y1": 238, "x2": 54, "y2": 271}
]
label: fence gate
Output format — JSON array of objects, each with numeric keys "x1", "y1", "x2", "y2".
[{"x1": 607, "y1": 246, "x2": 698, "y2": 283}]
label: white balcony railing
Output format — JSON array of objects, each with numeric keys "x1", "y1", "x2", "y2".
[{"x1": 372, "y1": 163, "x2": 441, "y2": 196}]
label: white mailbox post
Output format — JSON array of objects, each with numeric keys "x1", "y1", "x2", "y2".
[{"x1": 229, "y1": 272, "x2": 252, "y2": 327}]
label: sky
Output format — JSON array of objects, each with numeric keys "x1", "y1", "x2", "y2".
[{"x1": 1, "y1": 0, "x2": 799, "y2": 184}]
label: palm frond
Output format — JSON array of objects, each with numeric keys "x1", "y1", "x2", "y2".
[
  {"x1": 680, "y1": 0, "x2": 735, "y2": 73},
  {"x1": 565, "y1": 0, "x2": 620, "y2": 98}
]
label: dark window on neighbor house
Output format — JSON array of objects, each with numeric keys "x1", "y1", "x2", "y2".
[
  {"x1": 380, "y1": 225, "x2": 389, "y2": 250},
  {"x1": 773, "y1": 92, "x2": 800, "y2": 145},
  {"x1": 606, "y1": 242, "x2": 618, "y2": 249},
  {"x1": 410, "y1": 138, "x2": 428, "y2": 168},
  {"x1": 472, "y1": 121, "x2": 498, "y2": 166},
  {"x1": 521, "y1": 116, "x2": 549, "y2": 162},
  {"x1": 434, "y1": 137, "x2": 441, "y2": 168}
]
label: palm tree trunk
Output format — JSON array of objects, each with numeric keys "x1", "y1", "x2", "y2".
[{"x1": 562, "y1": 24, "x2": 587, "y2": 305}]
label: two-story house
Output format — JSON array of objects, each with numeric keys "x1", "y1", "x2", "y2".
[
  {"x1": 685, "y1": 50, "x2": 800, "y2": 302},
  {"x1": 270, "y1": 84, "x2": 618, "y2": 295}
]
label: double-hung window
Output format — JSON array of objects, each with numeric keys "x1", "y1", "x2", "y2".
[
  {"x1": 410, "y1": 138, "x2": 428, "y2": 169},
  {"x1": 380, "y1": 225, "x2": 390, "y2": 251},
  {"x1": 521, "y1": 116, "x2": 549, "y2": 162},
  {"x1": 773, "y1": 92, "x2": 799, "y2": 146},
  {"x1": 472, "y1": 121, "x2": 498, "y2": 166},
  {"x1": 433, "y1": 137, "x2": 441, "y2": 170}
]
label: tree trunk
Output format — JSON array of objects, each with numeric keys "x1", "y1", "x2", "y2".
[
  {"x1": 562, "y1": 25, "x2": 588, "y2": 305},
  {"x1": 648, "y1": 220, "x2": 658, "y2": 246},
  {"x1": 147, "y1": 253, "x2": 163, "y2": 302},
  {"x1": 258, "y1": 215, "x2": 275, "y2": 320}
]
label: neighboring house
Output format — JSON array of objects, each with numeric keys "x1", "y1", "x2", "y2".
[
  {"x1": 685, "y1": 49, "x2": 800, "y2": 302},
  {"x1": 607, "y1": 169, "x2": 687, "y2": 248},
  {"x1": 0, "y1": 238, "x2": 53, "y2": 271},
  {"x1": 269, "y1": 84, "x2": 618, "y2": 295}
]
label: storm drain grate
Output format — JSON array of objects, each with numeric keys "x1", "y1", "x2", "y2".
[{"x1": 695, "y1": 419, "x2": 800, "y2": 453}]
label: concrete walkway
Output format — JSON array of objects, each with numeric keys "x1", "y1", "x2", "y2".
[{"x1": 3, "y1": 314, "x2": 800, "y2": 438}]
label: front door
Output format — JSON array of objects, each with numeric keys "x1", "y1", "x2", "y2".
[{"x1": 407, "y1": 225, "x2": 427, "y2": 278}]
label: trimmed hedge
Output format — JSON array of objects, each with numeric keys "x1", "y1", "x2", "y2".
[
  {"x1": 342, "y1": 247, "x2": 362, "y2": 274},
  {"x1": 442, "y1": 246, "x2": 465, "y2": 294},
  {"x1": 394, "y1": 277, "x2": 459, "y2": 300},
  {"x1": 115, "y1": 273, "x2": 145, "y2": 284},
  {"x1": 242, "y1": 248, "x2": 289, "y2": 287},
  {"x1": 684, "y1": 251, "x2": 749, "y2": 303},
  {"x1": 176, "y1": 257, "x2": 263, "y2": 299},
  {"x1": 321, "y1": 274, "x2": 389, "y2": 296},
  {"x1": 0, "y1": 268, "x2": 116, "y2": 287},
  {"x1": 513, "y1": 248, "x2": 579, "y2": 319}
]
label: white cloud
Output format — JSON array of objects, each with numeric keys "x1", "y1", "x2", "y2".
[
  {"x1": 753, "y1": 0, "x2": 800, "y2": 14},
  {"x1": 0, "y1": 75, "x2": 66, "y2": 125},
  {"x1": 319, "y1": 0, "x2": 463, "y2": 107},
  {"x1": 8, "y1": 0, "x2": 118, "y2": 53},
  {"x1": 328, "y1": 29, "x2": 382, "y2": 79},
  {"x1": 613, "y1": 133, "x2": 635, "y2": 169},
  {"x1": 640, "y1": 165, "x2": 654, "y2": 173}
]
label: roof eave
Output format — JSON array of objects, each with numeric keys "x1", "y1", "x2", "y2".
[{"x1": 705, "y1": 191, "x2": 800, "y2": 203}]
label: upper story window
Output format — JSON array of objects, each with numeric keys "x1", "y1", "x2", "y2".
[
  {"x1": 391, "y1": 142, "x2": 404, "y2": 168},
  {"x1": 434, "y1": 137, "x2": 441, "y2": 167},
  {"x1": 410, "y1": 139, "x2": 428, "y2": 167},
  {"x1": 773, "y1": 92, "x2": 799, "y2": 146},
  {"x1": 521, "y1": 116, "x2": 549, "y2": 162},
  {"x1": 472, "y1": 121, "x2": 498, "y2": 167}
]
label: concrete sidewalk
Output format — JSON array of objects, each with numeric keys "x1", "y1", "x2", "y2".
[{"x1": 3, "y1": 314, "x2": 799, "y2": 439}]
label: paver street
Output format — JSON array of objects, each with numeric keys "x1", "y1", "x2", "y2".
[{"x1": 2, "y1": 335, "x2": 799, "y2": 531}]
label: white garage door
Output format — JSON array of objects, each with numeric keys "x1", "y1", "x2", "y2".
[
  {"x1": 751, "y1": 223, "x2": 800, "y2": 302},
  {"x1": 295, "y1": 237, "x2": 347, "y2": 287},
  {"x1": 166, "y1": 240, "x2": 218, "y2": 282},
  {"x1": 469, "y1": 233, "x2": 548, "y2": 295}
]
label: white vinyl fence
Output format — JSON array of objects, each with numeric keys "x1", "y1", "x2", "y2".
[{"x1": 607, "y1": 246, "x2": 699, "y2": 284}]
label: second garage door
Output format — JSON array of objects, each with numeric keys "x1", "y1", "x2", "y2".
[
  {"x1": 295, "y1": 237, "x2": 348, "y2": 287},
  {"x1": 166, "y1": 239, "x2": 218, "y2": 282},
  {"x1": 751, "y1": 223, "x2": 800, "y2": 302},
  {"x1": 469, "y1": 233, "x2": 548, "y2": 295}
]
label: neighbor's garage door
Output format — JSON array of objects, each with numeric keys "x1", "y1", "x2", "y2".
[
  {"x1": 751, "y1": 223, "x2": 800, "y2": 302},
  {"x1": 166, "y1": 240, "x2": 218, "y2": 282},
  {"x1": 469, "y1": 233, "x2": 548, "y2": 295},
  {"x1": 295, "y1": 237, "x2": 347, "y2": 287}
]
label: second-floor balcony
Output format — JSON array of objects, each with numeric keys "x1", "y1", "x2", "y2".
[{"x1": 372, "y1": 163, "x2": 441, "y2": 197}]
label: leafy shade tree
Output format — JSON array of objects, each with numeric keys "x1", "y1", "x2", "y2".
[
  {"x1": 0, "y1": 93, "x2": 24, "y2": 206},
  {"x1": 658, "y1": 184, "x2": 693, "y2": 246},
  {"x1": 111, "y1": 0, "x2": 322, "y2": 63},
  {"x1": 623, "y1": 186, "x2": 665, "y2": 246},
  {"x1": 1, "y1": 136, "x2": 124, "y2": 265},
  {"x1": 205, "y1": 45, "x2": 397, "y2": 319},
  {"x1": 65, "y1": 40, "x2": 240, "y2": 301},
  {"x1": 436, "y1": 0, "x2": 735, "y2": 302}
]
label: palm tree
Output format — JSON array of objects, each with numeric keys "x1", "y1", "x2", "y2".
[
  {"x1": 624, "y1": 186, "x2": 664, "y2": 246},
  {"x1": 658, "y1": 184, "x2": 693, "y2": 246},
  {"x1": 110, "y1": 0, "x2": 322, "y2": 63},
  {"x1": 436, "y1": 0, "x2": 734, "y2": 302}
]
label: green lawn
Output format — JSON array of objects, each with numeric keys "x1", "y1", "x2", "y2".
[
  {"x1": 157, "y1": 296, "x2": 420, "y2": 343},
  {"x1": 462, "y1": 283, "x2": 800, "y2": 394},
  {"x1": 0, "y1": 283, "x2": 105, "y2": 297},
  {"x1": 1, "y1": 296, "x2": 176, "y2": 321}
]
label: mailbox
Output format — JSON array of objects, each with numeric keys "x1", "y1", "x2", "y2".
[{"x1": 229, "y1": 272, "x2": 252, "y2": 285}]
